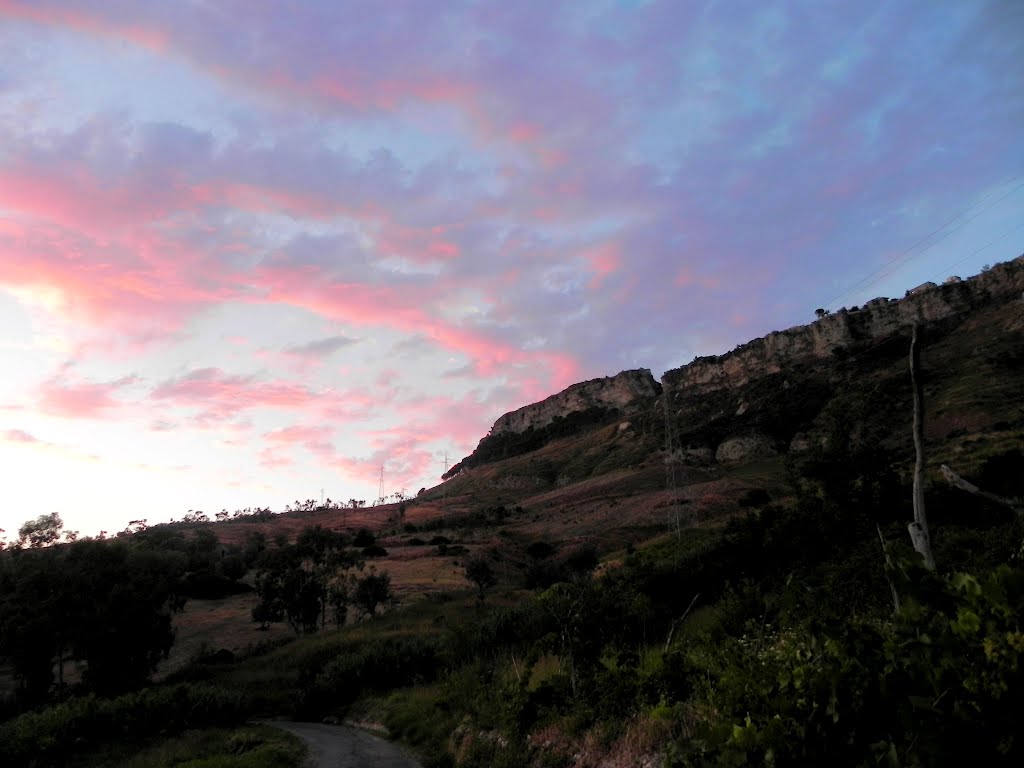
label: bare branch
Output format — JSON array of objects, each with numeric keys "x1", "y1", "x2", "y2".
[{"x1": 940, "y1": 464, "x2": 1022, "y2": 516}]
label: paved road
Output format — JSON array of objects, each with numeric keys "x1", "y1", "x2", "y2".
[{"x1": 261, "y1": 721, "x2": 423, "y2": 768}]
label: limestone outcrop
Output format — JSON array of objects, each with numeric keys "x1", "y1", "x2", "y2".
[{"x1": 488, "y1": 369, "x2": 661, "y2": 437}]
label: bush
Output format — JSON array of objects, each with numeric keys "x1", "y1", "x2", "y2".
[
  {"x1": 672, "y1": 560, "x2": 1024, "y2": 767},
  {"x1": 0, "y1": 683, "x2": 249, "y2": 764},
  {"x1": 299, "y1": 636, "x2": 445, "y2": 718},
  {"x1": 352, "y1": 529, "x2": 376, "y2": 548}
]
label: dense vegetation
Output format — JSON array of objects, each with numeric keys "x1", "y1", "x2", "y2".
[{"x1": 2, "y1": 438, "x2": 1022, "y2": 766}]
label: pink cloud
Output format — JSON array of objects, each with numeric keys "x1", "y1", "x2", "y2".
[
  {"x1": 258, "y1": 448, "x2": 294, "y2": 470},
  {"x1": 252, "y1": 263, "x2": 580, "y2": 388},
  {"x1": 150, "y1": 368, "x2": 316, "y2": 420},
  {"x1": 0, "y1": 0, "x2": 169, "y2": 53},
  {"x1": 265, "y1": 425, "x2": 334, "y2": 445},
  {"x1": 3, "y1": 428, "x2": 40, "y2": 443},
  {"x1": 38, "y1": 374, "x2": 137, "y2": 419},
  {"x1": 0, "y1": 0, "x2": 593, "y2": 168},
  {"x1": 582, "y1": 242, "x2": 621, "y2": 289}
]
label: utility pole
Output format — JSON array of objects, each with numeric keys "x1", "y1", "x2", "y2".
[{"x1": 378, "y1": 465, "x2": 385, "y2": 508}]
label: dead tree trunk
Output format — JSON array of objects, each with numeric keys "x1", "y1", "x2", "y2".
[
  {"x1": 940, "y1": 464, "x2": 1023, "y2": 516},
  {"x1": 876, "y1": 524, "x2": 901, "y2": 614},
  {"x1": 909, "y1": 324, "x2": 936, "y2": 570}
]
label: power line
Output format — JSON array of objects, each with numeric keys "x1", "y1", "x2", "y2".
[
  {"x1": 822, "y1": 178, "x2": 1024, "y2": 310},
  {"x1": 931, "y1": 222, "x2": 1024, "y2": 280}
]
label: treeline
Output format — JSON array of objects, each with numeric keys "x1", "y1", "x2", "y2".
[
  {"x1": 0, "y1": 516, "x2": 402, "y2": 765},
  {"x1": 0, "y1": 535, "x2": 184, "y2": 709},
  {"x1": 0, "y1": 516, "x2": 267, "y2": 712}
]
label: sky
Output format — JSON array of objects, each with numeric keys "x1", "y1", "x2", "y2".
[{"x1": 0, "y1": 0, "x2": 1022, "y2": 540}]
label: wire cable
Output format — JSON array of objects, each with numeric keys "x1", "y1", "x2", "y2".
[{"x1": 821, "y1": 178, "x2": 1024, "y2": 310}]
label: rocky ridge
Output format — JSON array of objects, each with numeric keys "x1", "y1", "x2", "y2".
[
  {"x1": 662, "y1": 256, "x2": 1024, "y2": 396},
  {"x1": 454, "y1": 257, "x2": 1022, "y2": 472},
  {"x1": 487, "y1": 369, "x2": 661, "y2": 437}
]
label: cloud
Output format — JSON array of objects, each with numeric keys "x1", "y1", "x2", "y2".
[
  {"x1": 149, "y1": 367, "x2": 317, "y2": 422},
  {"x1": 3, "y1": 428, "x2": 40, "y2": 443},
  {"x1": 283, "y1": 335, "x2": 358, "y2": 358},
  {"x1": 37, "y1": 374, "x2": 137, "y2": 419}
]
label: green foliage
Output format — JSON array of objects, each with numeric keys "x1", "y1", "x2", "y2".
[
  {"x1": 383, "y1": 687, "x2": 460, "y2": 768},
  {"x1": 90, "y1": 726, "x2": 306, "y2": 768},
  {"x1": 17, "y1": 512, "x2": 64, "y2": 548},
  {"x1": 670, "y1": 558, "x2": 1024, "y2": 767},
  {"x1": 0, "y1": 538, "x2": 185, "y2": 703},
  {"x1": 354, "y1": 570, "x2": 394, "y2": 619},
  {"x1": 251, "y1": 525, "x2": 361, "y2": 634},
  {"x1": 464, "y1": 557, "x2": 497, "y2": 600},
  {"x1": 300, "y1": 635, "x2": 444, "y2": 717},
  {"x1": 0, "y1": 683, "x2": 249, "y2": 765}
]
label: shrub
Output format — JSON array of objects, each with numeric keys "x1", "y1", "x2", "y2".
[
  {"x1": 299, "y1": 636, "x2": 445, "y2": 718},
  {"x1": 0, "y1": 683, "x2": 249, "y2": 764}
]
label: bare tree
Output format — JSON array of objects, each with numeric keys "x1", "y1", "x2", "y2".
[{"x1": 908, "y1": 324, "x2": 936, "y2": 570}]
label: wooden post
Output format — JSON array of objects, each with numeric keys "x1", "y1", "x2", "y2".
[{"x1": 909, "y1": 324, "x2": 936, "y2": 570}]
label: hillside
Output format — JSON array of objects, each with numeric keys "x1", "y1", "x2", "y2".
[
  {"x1": 436, "y1": 255, "x2": 1023, "y2": 518},
  {"x1": 154, "y1": 257, "x2": 1024, "y2": 669},
  {"x1": 3, "y1": 256, "x2": 1023, "y2": 768}
]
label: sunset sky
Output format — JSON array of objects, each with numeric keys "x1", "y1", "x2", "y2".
[{"x1": 1, "y1": 1, "x2": 1022, "y2": 540}]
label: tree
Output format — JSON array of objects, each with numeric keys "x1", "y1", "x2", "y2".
[
  {"x1": 327, "y1": 579, "x2": 351, "y2": 627},
  {"x1": 464, "y1": 557, "x2": 497, "y2": 601},
  {"x1": 18, "y1": 512, "x2": 64, "y2": 548},
  {"x1": 251, "y1": 526, "x2": 360, "y2": 633},
  {"x1": 0, "y1": 538, "x2": 185, "y2": 702},
  {"x1": 182, "y1": 509, "x2": 209, "y2": 524},
  {"x1": 67, "y1": 541, "x2": 184, "y2": 695},
  {"x1": 243, "y1": 530, "x2": 268, "y2": 567},
  {"x1": 354, "y1": 570, "x2": 393, "y2": 619}
]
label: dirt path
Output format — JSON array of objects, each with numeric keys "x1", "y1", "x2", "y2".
[{"x1": 261, "y1": 721, "x2": 423, "y2": 768}]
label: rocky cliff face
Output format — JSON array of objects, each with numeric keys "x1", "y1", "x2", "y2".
[
  {"x1": 460, "y1": 258, "x2": 1022, "y2": 467},
  {"x1": 662, "y1": 256, "x2": 1024, "y2": 396},
  {"x1": 488, "y1": 369, "x2": 661, "y2": 436}
]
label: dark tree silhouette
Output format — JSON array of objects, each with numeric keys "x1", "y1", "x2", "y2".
[{"x1": 464, "y1": 557, "x2": 497, "y2": 600}]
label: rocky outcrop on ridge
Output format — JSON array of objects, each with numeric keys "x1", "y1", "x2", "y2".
[
  {"x1": 445, "y1": 256, "x2": 1022, "y2": 479},
  {"x1": 488, "y1": 369, "x2": 661, "y2": 437},
  {"x1": 661, "y1": 256, "x2": 1024, "y2": 397}
]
